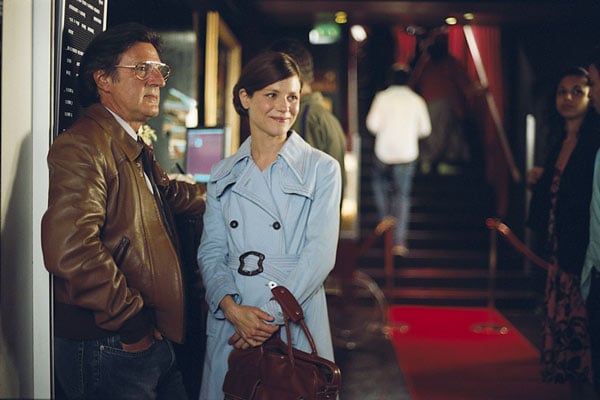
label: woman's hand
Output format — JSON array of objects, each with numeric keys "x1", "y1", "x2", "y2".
[
  {"x1": 526, "y1": 166, "x2": 544, "y2": 189},
  {"x1": 220, "y1": 295, "x2": 279, "y2": 349}
]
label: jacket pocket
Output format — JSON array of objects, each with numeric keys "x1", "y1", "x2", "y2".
[{"x1": 112, "y1": 236, "x2": 131, "y2": 267}]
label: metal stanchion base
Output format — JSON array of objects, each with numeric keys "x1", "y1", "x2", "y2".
[
  {"x1": 471, "y1": 305, "x2": 509, "y2": 334},
  {"x1": 474, "y1": 222, "x2": 510, "y2": 335},
  {"x1": 470, "y1": 322, "x2": 509, "y2": 335},
  {"x1": 388, "y1": 321, "x2": 410, "y2": 335}
]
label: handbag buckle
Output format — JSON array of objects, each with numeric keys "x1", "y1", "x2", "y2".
[{"x1": 238, "y1": 251, "x2": 265, "y2": 276}]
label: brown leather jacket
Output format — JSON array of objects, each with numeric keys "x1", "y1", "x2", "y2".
[{"x1": 41, "y1": 104, "x2": 206, "y2": 344}]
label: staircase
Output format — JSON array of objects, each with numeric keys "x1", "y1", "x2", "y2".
[{"x1": 355, "y1": 136, "x2": 542, "y2": 310}]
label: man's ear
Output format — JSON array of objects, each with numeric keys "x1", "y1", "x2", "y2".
[{"x1": 94, "y1": 70, "x2": 110, "y2": 92}]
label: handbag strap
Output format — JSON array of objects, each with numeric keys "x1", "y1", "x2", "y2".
[
  {"x1": 271, "y1": 285, "x2": 303, "y2": 322},
  {"x1": 271, "y1": 286, "x2": 318, "y2": 356}
]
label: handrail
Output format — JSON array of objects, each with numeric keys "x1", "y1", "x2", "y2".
[
  {"x1": 463, "y1": 26, "x2": 521, "y2": 183},
  {"x1": 485, "y1": 218, "x2": 551, "y2": 271}
]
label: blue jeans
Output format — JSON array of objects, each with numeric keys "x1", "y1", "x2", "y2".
[
  {"x1": 371, "y1": 158, "x2": 416, "y2": 247},
  {"x1": 54, "y1": 336, "x2": 188, "y2": 400}
]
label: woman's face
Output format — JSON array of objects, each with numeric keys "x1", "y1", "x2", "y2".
[
  {"x1": 239, "y1": 76, "x2": 301, "y2": 139},
  {"x1": 555, "y1": 75, "x2": 590, "y2": 120}
]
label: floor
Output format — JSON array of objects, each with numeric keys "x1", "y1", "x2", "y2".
[
  {"x1": 334, "y1": 304, "x2": 546, "y2": 400},
  {"x1": 336, "y1": 334, "x2": 412, "y2": 400}
]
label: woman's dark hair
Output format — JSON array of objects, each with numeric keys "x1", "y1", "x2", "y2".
[
  {"x1": 556, "y1": 66, "x2": 590, "y2": 87},
  {"x1": 232, "y1": 51, "x2": 302, "y2": 117},
  {"x1": 78, "y1": 22, "x2": 163, "y2": 107}
]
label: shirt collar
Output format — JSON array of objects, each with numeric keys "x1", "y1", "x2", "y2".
[{"x1": 104, "y1": 106, "x2": 140, "y2": 141}]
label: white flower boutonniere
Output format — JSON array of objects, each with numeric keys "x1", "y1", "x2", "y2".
[{"x1": 140, "y1": 124, "x2": 157, "y2": 146}]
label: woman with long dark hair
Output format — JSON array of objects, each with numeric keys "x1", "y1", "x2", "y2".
[{"x1": 528, "y1": 66, "x2": 600, "y2": 399}]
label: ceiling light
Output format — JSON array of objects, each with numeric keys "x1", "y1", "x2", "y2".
[
  {"x1": 445, "y1": 16, "x2": 458, "y2": 25},
  {"x1": 335, "y1": 11, "x2": 347, "y2": 24},
  {"x1": 350, "y1": 25, "x2": 367, "y2": 42}
]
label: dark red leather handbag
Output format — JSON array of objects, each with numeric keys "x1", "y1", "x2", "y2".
[{"x1": 222, "y1": 285, "x2": 341, "y2": 400}]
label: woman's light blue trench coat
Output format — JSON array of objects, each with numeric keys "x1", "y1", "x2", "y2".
[{"x1": 197, "y1": 132, "x2": 342, "y2": 400}]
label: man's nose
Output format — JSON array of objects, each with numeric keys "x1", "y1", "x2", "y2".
[{"x1": 147, "y1": 67, "x2": 166, "y2": 87}]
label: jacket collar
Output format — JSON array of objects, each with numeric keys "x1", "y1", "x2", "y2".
[
  {"x1": 211, "y1": 131, "x2": 310, "y2": 196},
  {"x1": 83, "y1": 104, "x2": 143, "y2": 161}
]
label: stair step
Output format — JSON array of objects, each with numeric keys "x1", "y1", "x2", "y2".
[
  {"x1": 362, "y1": 267, "x2": 533, "y2": 291},
  {"x1": 362, "y1": 267, "x2": 526, "y2": 280},
  {"x1": 361, "y1": 248, "x2": 488, "y2": 262},
  {"x1": 355, "y1": 229, "x2": 490, "y2": 250},
  {"x1": 360, "y1": 212, "x2": 490, "y2": 230},
  {"x1": 387, "y1": 287, "x2": 536, "y2": 300},
  {"x1": 356, "y1": 142, "x2": 537, "y2": 309}
]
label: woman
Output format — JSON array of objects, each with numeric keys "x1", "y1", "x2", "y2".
[
  {"x1": 197, "y1": 51, "x2": 341, "y2": 399},
  {"x1": 528, "y1": 66, "x2": 600, "y2": 399}
]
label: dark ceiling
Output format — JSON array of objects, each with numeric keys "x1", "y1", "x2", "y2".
[
  {"x1": 108, "y1": 1, "x2": 600, "y2": 33},
  {"x1": 251, "y1": 0, "x2": 599, "y2": 29}
]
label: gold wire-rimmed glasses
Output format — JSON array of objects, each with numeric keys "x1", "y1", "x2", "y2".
[{"x1": 114, "y1": 61, "x2": 171, "y2": 81}]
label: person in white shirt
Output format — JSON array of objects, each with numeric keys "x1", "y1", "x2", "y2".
[{"x1": 366, "y1": 66, "x2": 431, "y2": 256}]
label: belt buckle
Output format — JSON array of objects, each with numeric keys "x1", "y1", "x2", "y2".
[{"x1": 238, "y1": 251, "x2": 265, "y2": 276}]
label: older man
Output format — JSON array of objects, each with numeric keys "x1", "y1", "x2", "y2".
[{"x1": 41, "y1": 23, "x2": 205, "y2": 399}]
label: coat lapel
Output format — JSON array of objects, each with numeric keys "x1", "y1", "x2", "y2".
[{"x1": 211, "y1": 133, "x2": 315, "y2": 219}]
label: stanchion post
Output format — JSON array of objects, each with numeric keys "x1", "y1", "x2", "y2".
[
  {"x1": 384, "y1": 227, "x2": 394, "y2": 295},
  {"x1": 487, "y1": 225, "x2": 497, "y2": 309},
  {"x1": 471, "y1": 219, "x2": 509, "y2": 334}
]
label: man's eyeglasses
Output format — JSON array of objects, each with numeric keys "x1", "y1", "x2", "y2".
[{"x1": 114, "y1": 61, "x2": 171, "y2": 81}]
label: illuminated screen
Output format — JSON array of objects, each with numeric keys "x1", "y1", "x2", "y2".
[{"x1": 185, "y1": 127, "x2": 226, "y2": 183}]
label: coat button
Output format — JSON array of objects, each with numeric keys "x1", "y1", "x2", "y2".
[
  {"x1": 272, "y1": 221, "x2": 281, "y2": 230},
  {"x1": 230, "y1": 220, "x2": 239, "y2": 228}
]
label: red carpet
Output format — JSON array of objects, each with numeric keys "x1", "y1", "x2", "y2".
[{"x1": 388, "y1": 306, "x2": 570, "y2": 400}]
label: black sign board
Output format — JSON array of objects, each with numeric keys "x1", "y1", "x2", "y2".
[{"x1": 54, "y1": 0, "x2": 107, "y2": 136}]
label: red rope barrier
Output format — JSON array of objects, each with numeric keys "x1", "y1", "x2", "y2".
[{"x1": 485, "y1": 218, "x2": 551, "y2": 271}]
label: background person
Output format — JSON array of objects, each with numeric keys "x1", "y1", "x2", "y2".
[
  {"x1": 528, "y1": 66, "x2": 599, "y2": 399},
  {"x1": 366, "y1": 65, "x2": 431, "y2": 256},
  {"x1": 409, "y1": 30, "x2": 480, "y2": 174},
  {"x1": 41, "y1": 23, "x2": 206, "y2": 400},
  {"x1": 582, "y1": 46, "x2": 600, "y2": 397},
  {"x1": 268, "y1": 37, "x2": 347, "y2": 196},
  {"x1": 197, "y1": 51, "x2": 341, "y2": 399}
]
